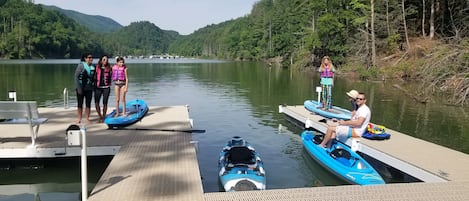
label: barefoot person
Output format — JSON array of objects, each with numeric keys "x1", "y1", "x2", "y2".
[
  {"x1": 74, "y1": 53, "x2": 96, "y2": 124},
  {"x1": 112, "y1": 57, "x2": 128, "y2": 117},
  {"x1": 94, "y1": 55, "x2": 112, "y2": 122},
  {"x1": 318, "y1": 56, "x2": 335, "y2": 110},
  {"x1": 319, "y1": 92, "x2": 370, "y2": 148}
]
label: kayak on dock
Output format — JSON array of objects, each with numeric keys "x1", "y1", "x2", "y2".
[
  {"x1": 218, "y1": 136, "x2": 266, "y2": 191},
  {"x1": 304, "y1": 100, "x2": 352, "y2": 120},
  {"x1": 104, "y1": 99, "x2": 149, "y2": 129},
  {"x1": 301, "y1": 128, "x2": 385, "y2": 185}
]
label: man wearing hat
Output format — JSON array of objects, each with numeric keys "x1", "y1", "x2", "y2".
[
  {"x1": 319, "y1": 92, "x2": 371, "y2": 149},
  {"x1": 346, "y1": 89, "x2": 359, "y2": 117}
]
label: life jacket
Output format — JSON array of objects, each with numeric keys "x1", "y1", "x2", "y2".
[
  {"x1": 320, "y1": 65, "x2": 334, "y2": 78},
  {"x1": 112, "y1": 64, "x2": 126, "y2": 81},
  {"x1": 78, "y1": 62, "x2": 95, "y2": 90},
  {"x1": 95, "y1": 65, "x2": 112, "y2": 87},
  {"x1": 367, "y1": 123, "x2": 386, "y2": 134}
]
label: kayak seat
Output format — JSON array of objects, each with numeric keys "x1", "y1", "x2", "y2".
[
  {"x1": 313, "y1": 135, "x2": 323, "y2": 144},
  {"x1": 228, "y1": 147, "x2": 256, "y2": 165},
  {"x1": 330, "y1": 148, "x2": 352, "y2": 160}
]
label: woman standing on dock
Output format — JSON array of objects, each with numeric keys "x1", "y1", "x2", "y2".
[
  {"x1": 74, "y1": 53, "x2": 96, "y2": 124},
  {"x1": 94, "y1": 55, "x2": 113, "y2": 123},
  {"x1": 112, "y1": 57, "x2": 129, "y2": 117},
  {"x1": 318, "y1": 56, "x2": 335, "y2": 110}
]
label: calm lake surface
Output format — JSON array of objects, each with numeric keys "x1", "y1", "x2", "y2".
[{"x1": 1, "y1": 59, "x2": 468, "y2": 200}]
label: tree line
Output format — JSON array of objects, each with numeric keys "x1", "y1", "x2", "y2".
[
  {"x1": 0, "y1": 0, "x2": 178, "y2": 59},
  {"x1": 169, "y1": 0, "x2": 467, "y2": 67},
  {"x1": 167, "y1": 0, "x2": 468, "y2": 105},
  {"x1": 0, "y1": 0, "x2": 467, "y2": 104}
]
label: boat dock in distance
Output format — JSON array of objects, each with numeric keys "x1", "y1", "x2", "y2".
[{"x1": 1, "y1": 104, "x2": 469, "y2": 200}]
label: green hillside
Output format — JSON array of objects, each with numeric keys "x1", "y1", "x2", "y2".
[{"x1": 41, "y1": 5, "x2": 123, "y2": 33}]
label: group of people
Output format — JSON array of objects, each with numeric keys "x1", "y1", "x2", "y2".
[
  {"x1": 317, "y1": 56, "x2": 371, "y2": 148},
  {"x1": 74, "y1": 53, "x2": 129, "y2": 124}
]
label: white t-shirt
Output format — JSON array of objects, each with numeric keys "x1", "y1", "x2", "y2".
[{"x1": 352, "y1": 104, "x2": 371, "y2": 135}]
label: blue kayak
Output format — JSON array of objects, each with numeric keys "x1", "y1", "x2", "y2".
[
  {"x1": 218, "y1": 136, "x2": 266, "y2": 191},
  {"x1": 104, "y1": 99, "x2": 149, "y2": 129},
  {"x1": 304, "y1": 100, "x2": 352, "y2": 120},
  {"x1": 301, "y1": 129, "x2": 385, "y2": 185}
]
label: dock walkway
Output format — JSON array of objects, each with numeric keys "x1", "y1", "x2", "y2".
[
  {"x1": 1, "y1": 106, "x2": 204, "y2": 201},
  {"x1": 279, "y1": 104, "x2": 469, "y2": 182},
  {"x1": 2, "y1": 105, "x2": 469, "y2": 200}
]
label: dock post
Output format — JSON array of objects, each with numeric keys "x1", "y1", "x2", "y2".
[
  {"x1": 351, "y1": 138, "x2": 361, "y2": 152},
  {"x1": 8, "y1": 90, "x2": 17, "y2": 102},
  {"x1": 315, "y1": 86, "x2": 322, "y2": 103},
  {"x1": 305, "y1": 118, "x2": 313, "y2": 128},
  {"x1": 63, "y1": 88, "x2": 69, "y2": 109},
  {"x1": 80, "y1": 125, "x2": 88, "y2": 201}
]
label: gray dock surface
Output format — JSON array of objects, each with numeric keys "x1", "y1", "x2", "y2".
[
  {"x1": 2, "y1": 105, "x2": 469, "y2": 200},
  {"x1": 279, "y1": 104, "x2": 469, "y2": 182}
]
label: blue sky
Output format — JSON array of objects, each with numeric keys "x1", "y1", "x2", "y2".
[{"x1": 34, "y1": 0, "x2": 259, "y2": 35}]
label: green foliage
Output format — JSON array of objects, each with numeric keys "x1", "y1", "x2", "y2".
[
  {"x1": 1, "y1": 0, "x2": 467, "y2": 65},
  {"x1": 387, "y1": 34, "x2": 401, "y2": 53},
  {"x1": 0, "y1": 0, "x2": 102, "y2": 59},
  {"x1": 103, "y1": 21, "x2": 179, "y2": 56},
  {"x1": 42, "y1": 5, "x2": 123, "y2": 33},
  {"x1": 357, "y1": 66, "x2": 380, "y2": 80}
]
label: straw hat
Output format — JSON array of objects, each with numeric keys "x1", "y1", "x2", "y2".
[{"x1": 346, "y1": 90, "x2": 359, "y2": 99}]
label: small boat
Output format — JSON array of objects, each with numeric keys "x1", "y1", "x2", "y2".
[
  {"x1": 104, "y1": 99, "x2": 149, "y2": 129},
  {"x1": 304, "y1": 100, "x2": 352, "y2": 120},
  {"x1": 218, "y1": 136, "x2": 266, "y2": 192},
  {"x1": 301, "y1": 129, "x2": 385, "y2": 185}
]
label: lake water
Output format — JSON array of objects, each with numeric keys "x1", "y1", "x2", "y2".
[{"x1": 0, "y1": 59, "x2": 468, "y2": 200}]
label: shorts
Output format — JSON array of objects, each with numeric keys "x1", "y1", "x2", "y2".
[
  {"x1": 114, "y1": 80, "x2": 126, "y2": 87},
  {"x1": 320, "y1": 77, "x2": 333, "y2": 85},
  {"x1": 76, "y1": 89, "x2": 93, "y2": 108},
  {"x1": 335, "y1": 125, "x2": 359, "y2": 141}
]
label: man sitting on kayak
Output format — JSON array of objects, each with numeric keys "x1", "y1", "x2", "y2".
[{"x1": 319, "y1": 92, "x2": 371, "y2": 148}]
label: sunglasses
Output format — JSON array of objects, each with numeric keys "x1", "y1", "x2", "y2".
[
  {"x1": 356, "y1": 98, "x2": 365, "y2": 100},
  {"x1": 86, "y1": 56, "x2": 93, "y2": 59}
]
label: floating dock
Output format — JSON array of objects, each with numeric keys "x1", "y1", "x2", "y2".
[
  {"x1": 1, "y1": 105, "x2": 469, "y2": 200},
  {"x1": 278, "y1": 104, "x2": 469, "y2": 183}
]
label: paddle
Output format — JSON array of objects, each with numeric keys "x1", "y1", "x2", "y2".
[{"x1": 113, "y1": 127, "x2": 206, "y2": 133}]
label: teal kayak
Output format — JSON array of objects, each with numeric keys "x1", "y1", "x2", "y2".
[
  {"x1": 104, "y1": 99, "x2": 149, "y2": 129},
  {"x1": 301, "y1": 129, "x2": 385, "y2": 185},
  {"x1": 304, "y1": 100, "x2": 352, "y2": 120}
]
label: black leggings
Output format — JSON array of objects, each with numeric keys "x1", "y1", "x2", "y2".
[
  {"x1": 94, "y1": 87, "x2": 111, "y2": 105},
  {"x1": 77, "y1": 89, "x2": 93, "y2": 108}
]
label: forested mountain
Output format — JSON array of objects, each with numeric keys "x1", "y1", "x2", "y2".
[
  {"x1": 169, "y1": 0, "x2": 468, "y2": 67},
  {"x1": 102, "y1": 21, "x2": 181, "y2": 56},
  {"x1": 41, "y1": 5, "x2": 123, "y2": 33},
  {"x1": 0, "y1": 0, "x2": 180, "y2": 59},
  {"x1": 0, "y1": 0, "x2": 104, "y2": 58}
]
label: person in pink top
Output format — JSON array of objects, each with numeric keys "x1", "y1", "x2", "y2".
[
  {"x1": 94, "y1": 55, "x2": 112, "y2": 122},
  {"x1": 112, "y1": 57, "x2": 129, "y2": 117},
  {"x1": 318, "y1": 56, "x2": 335, "y2": 110}
]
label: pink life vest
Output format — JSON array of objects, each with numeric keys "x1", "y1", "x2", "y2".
[
  {"x1": 320, "y1": 65, "x2": 334, "y2": 78},
  {"x1": 112, "y1": 65, "x2": 126, "y2": 81},
  {"x1": 95, "y1": 65, "x2": 112, "y2": 87}
]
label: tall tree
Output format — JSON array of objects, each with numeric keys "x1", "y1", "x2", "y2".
[
  {"x1": 429, "y1": 0, "x2": 435, "y2": 39},
  {"x1": 422, "y1": 0, "x2": 426, "y2": 36},
  {"x1": 401, "y1": 0, "x2": 411, "y2": 50},
  {"x1": 370, "y1": 0, "x2": 376, "y2": 66}
]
